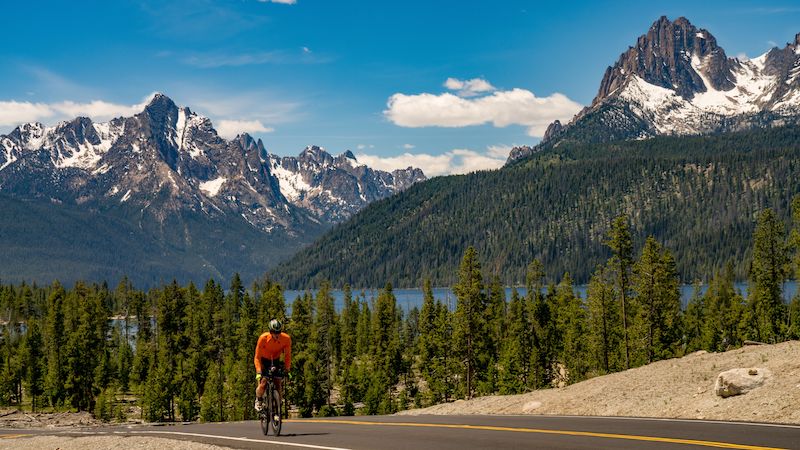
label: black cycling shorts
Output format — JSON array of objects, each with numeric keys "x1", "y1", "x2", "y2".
[{"x1": 259, "y1": 358, "x2": 285, "y2": 378}]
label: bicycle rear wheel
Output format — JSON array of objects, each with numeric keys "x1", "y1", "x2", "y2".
[{"x1": 270, "y1": 389, "x2": 282, "y2": 436}]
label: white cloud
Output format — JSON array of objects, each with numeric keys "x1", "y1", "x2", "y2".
[
  {"x1": 215, "y1": 120, "x2": 274, "y2": 139},
  {"x1": 384, "y1": 83, "x2": 583, "y2": 137},
  {"x1": 444, "y1": 77, "x2": 496, "y2": 97},
  {"x1": 0, "y1": 101, "x2": 55, "y2": 126},
  {"x1": 402, "y1": 144, "x2": 415, "y2": 149},
  {"x1": 0, "y1": 95, "x2": 155, "y2": 127},
  {"x1": 260, "y1": 0, "x2": 297, "y2": 3},
  {"x1": 356, "y1": 145, "x2": 511, "y2": 177}
]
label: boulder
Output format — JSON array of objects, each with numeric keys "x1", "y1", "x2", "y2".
[{"x1": 714, "y1": 368, "x2": 772, "y2": 398}]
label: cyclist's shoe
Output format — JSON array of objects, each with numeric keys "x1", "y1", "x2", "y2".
[{"x1": 254, "y1": 397, "x2": 264, "y2": 411}]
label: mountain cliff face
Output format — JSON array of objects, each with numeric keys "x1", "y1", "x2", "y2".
[
  {"x1": 0, "y1": 94, "x2": 425, "y2": 285},
  {"x1": 509, "y1": 17, "x2": 800, "y2": 162}
]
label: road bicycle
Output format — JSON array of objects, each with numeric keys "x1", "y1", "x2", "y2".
[{"x1": 258, "y1": 365, "x2": 283, "y2": 436}]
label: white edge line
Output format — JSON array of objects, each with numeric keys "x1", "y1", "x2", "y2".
[
  {"x1": 130, "y1": 430, "x2": 352, "y2": 450},
  {"x1": 423, "y1": 414, "x2": 800, "y2": 430}
]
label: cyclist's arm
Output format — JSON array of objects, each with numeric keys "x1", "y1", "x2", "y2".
[
  {"x1": 254, "y1": 334, "x2": 266, "y2": 373},
  {"x1": 284, "y1": 335, "x2": 292, "y2": 372}
]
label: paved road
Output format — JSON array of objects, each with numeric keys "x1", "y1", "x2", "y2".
[{"x1": 2, "y1": 415, "x2": 799, "y2": 449}]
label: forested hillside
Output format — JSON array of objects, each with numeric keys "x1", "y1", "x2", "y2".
[{"x1": 273, "y1": 126, "x2": 800, "y2": 288}]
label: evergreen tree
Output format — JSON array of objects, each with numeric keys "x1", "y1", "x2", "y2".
[
  {"x1": 452, "y1": 247, "x2": 487, "y2": 399},
  {"x1": 553, "y1": 274, "x2": 589, "y2": 384},
  {"x1": 682, "y1": 282, "x2": 706, "y2": 353},
  {"x1": 44, "y1": 281, "x2": 66, "y2": 407},
  {"x1": 748, "y1": 209, "x2": 789, "y2": 343},
  {"x1": 586, "y1": 266, "x2": 622, "y2": 374},
  {"x1": 702, "y1": 264, "x2": 746, "y2": 351},
  {"x1": 606, "y1": 215, "x2": 634, "y2": 369},
  {"x1": 527, "y1": 260, "x2": 555, "y2": 388},
  {"x1": 371, "y1": 283, "x2": 401, "y2": 407},
  {"x1": 498, "y1": 288, "x2": 531, "y2": 393},
  {"x1": 314, "y1": 282, "x2": 338, "y2": 407},
  {"x1": 21, "y1": 319, "x2": 44, "y2": 411},
  {"x1": 631, "y1": 237, "x2": 682, "y2": 364}
]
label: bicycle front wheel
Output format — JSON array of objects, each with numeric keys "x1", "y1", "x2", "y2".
[
  {"x1": 259, "y1": 407, "x2": 268, "y2": 436},
  {"x1": 270, "y1": 389, "x2": 282, "y2": 436}
]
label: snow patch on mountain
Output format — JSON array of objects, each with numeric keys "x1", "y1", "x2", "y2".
[
  {"x1": 270, "y1": 161, "x2": 311, "y2": 202},
  {"x1": 199, "y1": 177, "x2": 226, "y2": 197}
]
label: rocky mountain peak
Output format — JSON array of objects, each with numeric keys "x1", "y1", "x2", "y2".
[
  {"x1": 508, "y1": 18, "x2": 800, "y2": 165},
  {"x1": 595, "y1": 16, "x2": 734, "y2": 104},
  {"x1": 299, "y1": 145, "x2": 334, "y2": 167},
  {"x1": 143, "y1": 93, "x2": 179, "y2": 126}
]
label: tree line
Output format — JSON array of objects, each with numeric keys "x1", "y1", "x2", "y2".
[{"x1": 1, "y1": 204, "x2": 800, "y2": 419}]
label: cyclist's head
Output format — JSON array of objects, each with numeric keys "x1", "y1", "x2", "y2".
[{"x1": 268, "y1": 319, "x2": 283, "y2": 334}]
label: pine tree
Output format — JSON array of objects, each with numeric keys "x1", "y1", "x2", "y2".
[
  {"x1": 631, "y1": 237, "x2": 682, "y2": 365},
  {"x1": 682, "y1": 282, "x2": 706, "y2": 353},
  {"x1": 748, "y1": 209, "x2": 789, "y2": 343},
  {"x1": 21, "y1": 319, "x2": 44, "y2": 411},
  {"x1": 498, "y1": 288, "x2": 531, "y2": 394},
  {"x1": 314, "y1": 282, "x2": 338, "y2": 407},
  {"x1": 606, "y1": 215, "x2": 634, "y2": 369},
  {"x1": 586, "y1": 265, "x2": 622, "y2": 374},
  {"x1": 452, "y1": 247, "x2": 487, "y2": 399},
  {"x1": 527, "y1": 260, "x2": 556, "y2": 388},
  {"x1": 702, "y1": 264, "x2": 746, "y2": 351},
  {"x1": 553, "y1": 274, "x2": 589, "y2": 384},
  {"x1": 44, "y1": 281, "x2": 66, "y2": 407},
  {"x1": 371, "y1": 283, "x2": 401, "y2": 407},
  {"x1": 199, "y1": 360, "x2": 225, "y2": 422}
]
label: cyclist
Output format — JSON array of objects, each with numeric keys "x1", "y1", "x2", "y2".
[{"x1": 254, "y1": 319, "x2": 292, "y2": 418}]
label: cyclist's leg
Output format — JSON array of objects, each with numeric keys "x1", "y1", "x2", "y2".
[
  {"x1": 256, "y1": 376, "x2": 267, "y2": 397},
  {"x1": 274, "y1": 377, "x2": 283, "y2": 404}
]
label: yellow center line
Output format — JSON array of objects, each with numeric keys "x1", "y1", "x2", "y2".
[
  {"x1": 288, "y1": 419, "x2": 786, "y2": 450},
  {"x1": 0, "y1": 434, "x2": 32, "y2": 439}
]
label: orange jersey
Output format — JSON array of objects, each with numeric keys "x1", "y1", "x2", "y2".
[{"x1": 254, "y1": 331, "x2": 292, "y2": 372}]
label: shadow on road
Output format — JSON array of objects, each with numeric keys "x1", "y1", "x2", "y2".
[{"x1": 280, "y1": 432, "x2": 331, "y2": 437}]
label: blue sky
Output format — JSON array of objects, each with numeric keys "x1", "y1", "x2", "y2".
[{"x1": 2, "y1": 0, "x2": 799, "y2": 176}]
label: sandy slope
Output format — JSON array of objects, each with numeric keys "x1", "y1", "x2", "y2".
[{"x1": 398, "y1": 340, "x2": 800, "y2": 424}]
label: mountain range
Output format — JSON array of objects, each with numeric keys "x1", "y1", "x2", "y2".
[{"x1": 0, "y1": 94, "x2": 424, "y2": 285}]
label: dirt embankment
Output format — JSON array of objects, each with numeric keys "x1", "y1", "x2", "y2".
[{"x1": 399, "y1": 340, "x2": 800, "y2": 424}]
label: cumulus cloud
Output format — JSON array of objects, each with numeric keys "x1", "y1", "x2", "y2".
[
  {"x1": 0, "y1": 96, "x2": 154, "y2": 127},
  {"x1": 444, "y1": 77, "x2": 496, "y2": 97},
  {"x1": 384, "y1": 80, "x2": 583, "y2": 137},
  {"x1": 356, "y1": 145, "x2": 512, "y2": 177},
  {"x1": 402, "y1": 144, "x2": 415, "y2": 149},
  {"x1": 215, "y1": 120, "x2": 274, "y2": 139}
]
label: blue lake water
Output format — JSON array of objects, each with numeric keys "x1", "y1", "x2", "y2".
[{"x1": 284, "y1": 281, "x2": 799, "y2": 312}]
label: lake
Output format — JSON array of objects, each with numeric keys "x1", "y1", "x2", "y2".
[{"x1": 284, "y1": 281, "x2": 799, "y2": 312}]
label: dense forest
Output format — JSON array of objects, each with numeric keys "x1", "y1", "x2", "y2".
[
  {"x1": 1, "y1": 203, "x2": 800, "y2": 421},
  {"x1": 272, "y1": 126, "x2": 800, "y2": 288}
]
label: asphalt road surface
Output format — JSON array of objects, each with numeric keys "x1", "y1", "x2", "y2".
[{"x1": 2, "y1": 415, "x2": 799, "y2": 449}]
